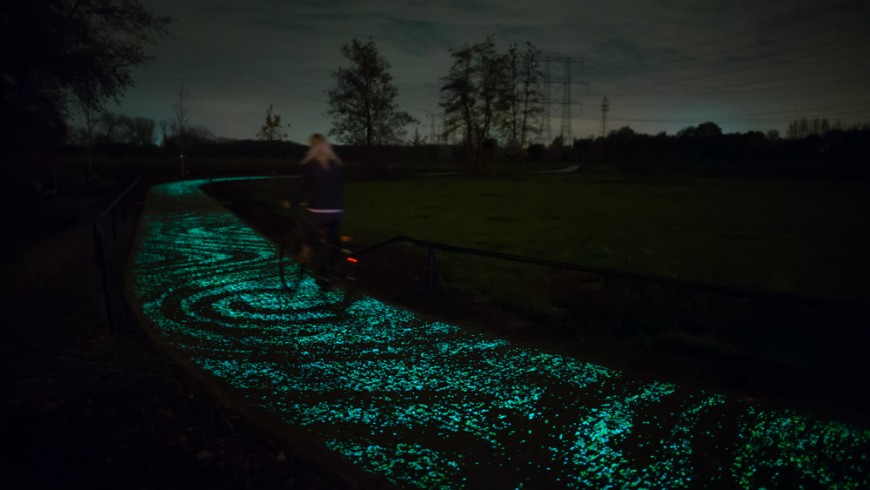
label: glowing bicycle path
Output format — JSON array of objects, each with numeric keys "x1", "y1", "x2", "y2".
[{"x1": 128, "y1": 179, "x2": 868, "y2": 489}]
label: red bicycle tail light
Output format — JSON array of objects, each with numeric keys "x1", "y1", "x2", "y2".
[{"x1": 346, "y1": 257, "x2": 359, "y2": 264}]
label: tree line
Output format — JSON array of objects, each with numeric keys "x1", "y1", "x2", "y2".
[
  {"x1": 3, "y1": 1, "x2": 867, "y2": 182},
  {"x1": 1, "y1": 0, "x2": 170, "y2": 156},
  {"x1": 569, "y1": 122, "x2": 870, "y2": 178},
  {"x1": 68, "y1": 112, "x2": 214, "y2": 149}
]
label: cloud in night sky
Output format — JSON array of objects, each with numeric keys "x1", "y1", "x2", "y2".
[{"x1": 110, "y1": 0, "x2": 870, "y2": 143}]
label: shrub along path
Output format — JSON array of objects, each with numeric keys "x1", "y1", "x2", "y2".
[
  {"x1": 0, "y1": 179, "x2": 351, "y2": 489},
  {"x1": 127, "y1": 178, "x2": 870, "y2": 489}
]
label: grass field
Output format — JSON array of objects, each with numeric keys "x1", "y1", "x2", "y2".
[
  {"x1": 205, "y1": 171, "x2": 870, "y2": 424},
  {"x1": 232, "y1": 171, "x2": 870, "y2": 306}
]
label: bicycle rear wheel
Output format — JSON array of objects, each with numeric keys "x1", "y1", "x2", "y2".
[
  {"x1": 317, "y1": 241, "x2": 359, "y2": 315},
  {"x1": 278, "y1": 230, "x2": 305, "y2": 293}
]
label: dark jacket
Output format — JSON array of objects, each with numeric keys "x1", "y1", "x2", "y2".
[{"x1": 293, "y1": 159, "x2": 343, "y2": 211}]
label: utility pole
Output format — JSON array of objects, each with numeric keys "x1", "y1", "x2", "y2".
[
  {"x1": 560, "y1": 58, "x2": 572, "y2": 143},
  {"x1": 600, "y1": 95, "x2": 609, "y2": 138},
  {"x1": 423, "y1": 110, "x2": 441, "y2": 143},
  {"x1": 543, "y1": 59, "x2": 551, "y2": 145},
  {"x1": 427, "y1": 113, "x2": 436, "y2": 142},
  {"x1": 541, "y1": 56, "x2": 587, "y2": 146}
]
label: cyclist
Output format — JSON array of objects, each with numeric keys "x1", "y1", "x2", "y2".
[{"x1": 289, "y1": 133, "x2": 344, "y2": 263}]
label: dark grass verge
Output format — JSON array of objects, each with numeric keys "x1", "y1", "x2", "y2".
[
  {"x1": 203, "y1": 180, "x2": 870, "y2": 429},
  {"x1": 0, "y1": 178, "x2": 360, "y2": 489}
]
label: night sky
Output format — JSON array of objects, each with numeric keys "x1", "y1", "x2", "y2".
[{"x1": 111, "y1": 0, "x2": 870, "y2": 144}]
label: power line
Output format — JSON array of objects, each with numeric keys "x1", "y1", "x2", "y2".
[
  {"x1": 599, "y1": 96, "x2": 609, "y2": 138},
  {"x1": 590, "y1": 0, "x2": 866, "y2": 74},
  {"x1": 591, "y1": 72, "x2": 870, "y2": 100},
  {"x1": 599, "y1": 38, "x2": 869, "y2": 95},
  {"x1": 591, "y1": 19, "x2": 867, "y2": 79}
]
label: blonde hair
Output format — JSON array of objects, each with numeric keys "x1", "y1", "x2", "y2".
[{"x1": 302, "y1": 133, "x2": 342, "y2": 167}]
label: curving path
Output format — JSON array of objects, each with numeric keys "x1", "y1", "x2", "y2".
[{"x1": 128, "y1": 179, "x2": 869, "y2": 489}]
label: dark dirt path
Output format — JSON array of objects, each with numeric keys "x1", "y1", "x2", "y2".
[{"x1": 0, "y1": 186, "x2": 354, "y2": 489}]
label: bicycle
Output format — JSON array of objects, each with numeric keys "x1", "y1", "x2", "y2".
[{"x1": 277, "y1": 206, "x2": 358, "y2": 313}]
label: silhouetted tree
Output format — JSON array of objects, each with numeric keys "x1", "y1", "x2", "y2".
[
  {"x1": 96, "y1": 112, "x2": 125, "y2": 144},
  {"x1": 159, "y1": 120, "x2": 170, "y2": 146},
  {"x1": 440, "y1": 43, "x2": 476, "y2": 147},
  {"x1": 79, "y1": 103, "x2": 98, "y2": 175},
  {"x1": 257, "y1": 104, "x2": 287, "y2": 142},
  {"x1": 129, "y1": 117, "x2": 156, "y2": 146},
  {"x1": 186, "y1": 125, "x2": 215, "y2": 145},
  {"x1": 411, "y1": 127, "x2": 426, "y2": 146},
  {"x1": 327, "y1": 38, "x2": 416, "y2": 145},
  {"x1": 677, "y1": 122, "x2": 722, "y2": 139},
  {"x1": 786, "y1": 117, "x2": 844, "y2": 138},
  {"x1": 608, "y1": 126, "x2": 637, "y2": 139},
  {"x1": 257, "y1": 103, "x2": 288, "y2": 157},
  {"x1": 163, "y1": 125, "x2": 214, "y2": 156},
  {"x1": 604, "y1": 126, "x2": 642, "y2": 165},
  {"x1": 676, "y1": 122, "x2": 726, "y2": 166},
  {"x1": 439, "y1": 36, "x2": 507, "y2": 148},
  {"x1": 0, "y1": 0, "x2": 170, "y2": 155},
  {"x1": 440, "y1": 36, "x2": 508, "y2": 168},
  {"x1": 502, "y1": 42, "x2": 544, "y2": 148}
]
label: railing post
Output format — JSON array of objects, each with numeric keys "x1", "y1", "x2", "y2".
[
  {"x1": 111, "y1": 206, "x2": 118, "y2": 241},
  {"x1": 92, "y1": 222, "x2": 104, "y2": 270},
  {"x1": 92, "y1": 223, "x2": 116, "y2": 334},
  {"x1": 427, "y1": 246, "x2": 436, "y2": 306}
]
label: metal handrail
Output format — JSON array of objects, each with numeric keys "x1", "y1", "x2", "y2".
[
  {"x1": 92, "y1": 175, "x2": 144, "y2": 333},
  {"x1": 351, "y1": 234, "x2": 865, "y2": 310}
]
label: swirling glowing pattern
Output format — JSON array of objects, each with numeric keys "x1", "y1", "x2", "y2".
[{"x1": 129, "y1": 179, "x2": 870, "y2": 488}]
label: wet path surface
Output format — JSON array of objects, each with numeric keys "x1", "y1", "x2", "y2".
[{"x1": 129, "y1": 179, "x2": 869, "y2": 489}]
